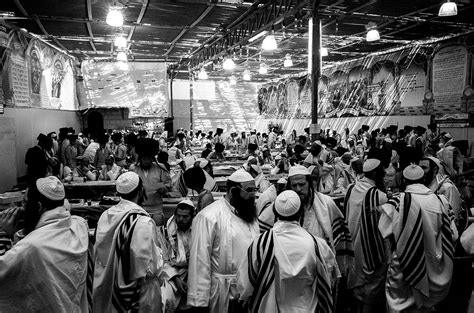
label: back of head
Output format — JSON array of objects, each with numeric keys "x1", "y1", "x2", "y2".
[
  {"x1": 183, "y1": 166, "x2": 206, "y2": 190},
  {"x1": 274, "y1": 190, "x2": 301, "y2": 221},
  {"x1": 116, "y1": 172, "x2": 142, "y2": 201},
  {"x1": 36, "y1": 176, "x2": 65, "y2": 210}
]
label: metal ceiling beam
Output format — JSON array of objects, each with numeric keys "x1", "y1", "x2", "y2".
[
  {"x1": 86, "y1": 0, "x2": 97, "y2": 53},
  {"x1": 127, "y1": 0, "x2": 149, "y2": 51},
  {"x1": 164, "y1": 5, "x2": 215, "y2": 57},
  {"x1": 188, "y1": 0, "x2": 310, "y2": 71}
]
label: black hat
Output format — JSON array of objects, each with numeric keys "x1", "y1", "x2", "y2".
[
  {"x1": 135, "y1": 138, "x2": 159, "y2": 156},
  {"x1": 361, "y1": 125, "x2": 370, "y2": 131},
  {"x1": 416, "y1": 126, "x2": 426, "y2": 134},
  {"x1": 216, "y1": 128, "x2": 223, "y2": 134},
  {"x1": 403, "y1": 125, "x2": 413, "y2": 132},
  {"x1": 248, "y1": 143, "x2": 258, "y2": 151}
]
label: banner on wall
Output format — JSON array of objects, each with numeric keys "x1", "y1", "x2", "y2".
[
  {"x1": 82, "y1": 61, "x2": 169, "y2": 118},
  {"x1": 0, "y1": 30, "x2": 77, "y2": 110},
  {"x1": 432, "y1": 45, "x2": 467, "y2": 110}
]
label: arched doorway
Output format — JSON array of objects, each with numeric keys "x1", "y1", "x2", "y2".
[{"x1": 87, "y1": 111, "x2": 104, "y2": 140}]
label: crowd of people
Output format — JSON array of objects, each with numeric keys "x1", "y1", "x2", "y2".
[{"x1": 0, "y1": 122, "x2": 472, "y2": 313}]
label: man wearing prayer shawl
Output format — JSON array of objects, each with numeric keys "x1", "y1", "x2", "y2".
[
  {"x1": 237, "y1": 190, "x2": 334, "y2": 313},
  {"x1": 160, "y1": 199, "x2": 195, "y2": 312},
  {"x1": 0, "y1": 176, "x2": 90, "y2": 312},
  {"x1": 187, "y1": 169, "x2": 259, "y2": 313},
  {"x1": 344, "y1": 158, "x2": 390, "y2": 313},
  {"x1": 93, "y1": 172, "x2": 163, "y2": 313},
  {"x1": 378, "y1": 165, "x2": 454, "y2": 313}
]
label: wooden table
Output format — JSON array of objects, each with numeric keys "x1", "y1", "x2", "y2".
[{"x1": 64, "y1": 180, "x2": 116, "y2": 200}]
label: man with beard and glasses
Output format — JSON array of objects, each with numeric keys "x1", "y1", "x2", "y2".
[
  {"x1": 187, "y1": 169, "x2": 259, "y2": 313},
  {"x1": 93, "y1": 172, "x2": 163, "y2": 313},
  {"x1": 344, "y1": 158, "x2": 390, "y2": 313},
  {"x1": 288, "y1": 165, "x2": 353, "y2": 265},
  {"x1": 160, "y1": 199, "x2": 196, "y2": 312},
  {"x1": 132, "y1": 138, "x2": 172, "y2": 226},
  {"x1": 237, "y1": 190, "x2": 334, "y2": 313},
  {"x1": 0, "y1": 176, "x2": 90, "y2": 312}
]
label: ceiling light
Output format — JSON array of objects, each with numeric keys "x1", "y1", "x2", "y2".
[
  {"x1": 259, "y1": 63, "x2": 268, "y2": 75},
  {"x1": 230, "y1": 77, "x2": 237, "y2": 85},
  {"x1": 248, "y1": 30, "x2": 268, "y2": 43},
  {"x1": 114, "y1": 35, "x2": 127, "y2": 48},
  {"x1": 321, "y1": 47, "x2": 328, "y2": 57},
  {"x1": 366, "y1": 29, "x2": 380, "y2": 42},
  {"x1": 243, "y1": 70, "x2": 251, "y2": 81},
  {"x1": 198, "y1": 67, "x2": 208, "y2": 80},
  {"x1": 117, "y1": 61, "x2": 129, "y2": 71},
  {"x1": 439, "y1": 0, "x2": 457, "y2": 16},
  {"x1": 106, "y1": 8, "x2": 123, "y2": 27},
  {"x1": 116, "y1": 51, "x2": 127, "y2": 62},
  {"x1": 223, "y1": 57, "x2": 235, "y2": 70},
  {"x1": 284, "y1": 54, "x2": 293, "y2": 67},
  {"x1": 262, "y1": 29, "x2": 277, "y2": 51}
]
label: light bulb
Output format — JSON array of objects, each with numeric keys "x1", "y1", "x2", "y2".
[
  {"x1": 284, "y1": 54, "x2": 293, "y2": 67},
  {"x1": 259, "y1": 64, "x2": 268, "y2": 75},
  {"x1": 262, "y1": 31, "x2": 277, "y2": 51},
  {"x1": 243, "y1": 70, "x2": 251, "y2": 81},
  {"x1": 366, "y1": 29, "x2": 380, "y2": 42},
  {"x1": 106, "y1": 8, "x2": 123, "y2": 27},
  {"x1": 114, "y1": 36, "x2": 127, "y2": 48},
  {"x1": 198, "y1": 68, "x2": 208, "y2": 80},
  {"x1": 439, "y1": 1, "x2": 457, "y2": 16},
  {"x1": 223, "y1": 58, "x2": 235, "y2": 70},
  {"x1": 116, "y1": 51, "x2": 127, "y2": 62},
  {"x1": 230, "y1": 77, "x2": 237, "y2": 85}
]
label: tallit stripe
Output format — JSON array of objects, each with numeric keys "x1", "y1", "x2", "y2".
[
  {"x1": 258, "y1": 219, "x2": 273, "y2": 233},
  {"x1": 312, "y1": 235, "x2": 334, "y2": 313}
]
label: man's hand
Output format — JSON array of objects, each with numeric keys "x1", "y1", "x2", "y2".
[
  {"x1": 0, "y1": 207, "x2": 23, "y2": 236},
  {"x1": 171, "y1": 276, "x2": 188, "y2": 294}
]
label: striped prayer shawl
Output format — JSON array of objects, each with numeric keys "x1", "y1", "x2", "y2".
[
  {"x1": 396, "y1": 192, "x2": 428, "y2": 295},
  {"x1": 360, "y1": 187, "x2": 385, "y2": 271},
  {"x1": 112, "y1": 212, "x2": 145, "y2": 312},
  {"x1": 396, "y1": 193, "x2": 454, "y2": 296},
  {"x1": 177, "y1": 173, "x2": 188, "y2": 197},
  {"x1": 87, "y1": 234, "x2": 95, "y2": 313},
  {"x1": 0, "y1": 235, "x2": 11, "y2": 256},
  {"x1": 247, "y1": 229, "x2": 333, "y2": 313},
  {"x1": 332, "y1": 215, "x2": 353, "y2": 257}
]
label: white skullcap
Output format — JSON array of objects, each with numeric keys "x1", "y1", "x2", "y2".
[
  {"x1": 363, "y1": 159, "x2": 381, "y2": 173},
  {"x1": 426, "y1": 156, "x2": 442, "y2": 170},
  {"x1": 277, "y1": 178, "x2": 287, "y2": 184},
  {"x1": 288, "y1": 165, "x2": 310, "y2": 177},
  {"x1": 403, "y1": 164, "x2": 424, "y2": 181},
  {"x1": 36, "y1": 176, "x2": 65, "y2": 201},
  {"x1": 116, "y1": 172, "x2": 140, "y2": 194},
  {"x1": 228, "y1": 169, "x2": 254, "y2": 183},
  {"x1": 177, "y1": 198, "x2": 195, "y2": 210},
  {"x1": 275, "y1": 190, "x2": 301, "y2": 217}
]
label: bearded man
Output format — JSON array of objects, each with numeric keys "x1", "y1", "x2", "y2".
[{"x1": 187, "y1": 169, "x2": 259, "y2": 313}]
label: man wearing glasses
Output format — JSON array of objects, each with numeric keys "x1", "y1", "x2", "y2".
[{"x1": 187, "y1": 169, "x2": 259, "y2": 313}]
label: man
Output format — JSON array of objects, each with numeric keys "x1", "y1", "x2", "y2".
[
  {"x1": 304, "y1": 141, "x2": 333, "y2": 166},
  {"x1": 0, "y1": 176, "x2": 89, "y2": 311},
  {"x1": 245, "y1": 156, "x2": 271, "y2": 193},
  {"x1": 237, "y1": 190, "x2": 334, "y2": 313},
  {"x1": 65, "y1": 133, "x2": 79, "y2": 169},
  {"x1": 420, "y1": 157, "x2": 462, "y2": 222},
  {"x1": 344, "y1": 158, "x2": 389, "y2": 313},
  {"x1": 93, "y1": 172, "x2": 163, "y2": 312},
  {"x1": 334, "y1": 153, "x2": 359, "y2": 193},
  {"x1": 187, "y1": 169, "x2": 259, "y2": 313},
  {"x1": 25, "y1": 133, "x2": 53, "y2": 185},
  {"x1": 257, "y1": 177, "x2": 287, "y2": 232},
  {"x1": 378, "y1": 165, "x2": 454, "y2": 313},
  {"x1": 160, "y1": 199, "x2": 196, "y2": 312},
  {"x1": 132, "y1": 138, "x2": 172, "y2": 226}
]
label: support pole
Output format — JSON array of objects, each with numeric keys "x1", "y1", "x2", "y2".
[
  {"x1": 189, "y1": 72, "x2": 194, "y2": 130},
  {"x1": 309, "y1": 2, "x2": 322, "y2": 142}
]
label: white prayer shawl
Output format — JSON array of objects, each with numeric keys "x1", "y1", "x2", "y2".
[
  {"x1": 160, "y1": 215, "x2": 192, "y2": 312},
  {"x1": 379, "y1": 184, "x2": 454, "y2": 312},
  {"x1": 187, "y1": 198, "x2": 259, "y2": 313},
  {"x1": 429, "y1": 173, "x2": 462, "y2": 221},
  {"x1": 345, "y1": 178, "x2": 388, "y2": 290},
  {"x1": 257, "y1": 184, "x2": 277, "y2": 214},
  {"x1": 93, "y1": 199, "x2": 163, "y2": 313},
  {"x1": 0, "y1": 206, "x2": 89, "y2": 313},
  {"x1": 237, "y1": 221, "x2": 334, "y2": 313},
  {"x1": 255, "y1": 172, "x2": 272, "y2": 193}
]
